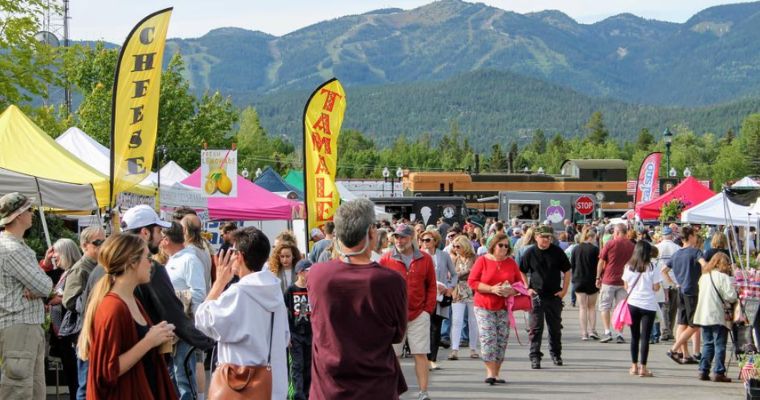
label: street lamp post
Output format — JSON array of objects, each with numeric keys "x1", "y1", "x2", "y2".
[
  {"x1": 395, "y1": 167, "x2": 403, "y2": 198},
  {"x1": 663, "y1": 128, "x2": 673, "y2": 175},
  {"x1": 382, "y1": 167, "x2": 390, "y2": 197}
]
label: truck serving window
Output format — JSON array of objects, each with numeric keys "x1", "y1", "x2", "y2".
[{"x1": 508, "y1": 200, "x2": 540, "y2": 222}]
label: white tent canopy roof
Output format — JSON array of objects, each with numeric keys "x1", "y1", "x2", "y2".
[
  {"x1": 56, "y1": 127, "x2": 189, "y2": 186},
  {"x1": 681, "y1": 191, "x2": 760, "y2": 227},
  {"x1": 335, "y1": 181, "x2": 392, "y2": 220},
  {"x1": 732, "y1": 176, "x2": 760, "y2": 188}
]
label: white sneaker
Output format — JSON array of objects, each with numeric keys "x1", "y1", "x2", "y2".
[{"x1": 418, "y1": 391, "x2": 431, "y2": 400}]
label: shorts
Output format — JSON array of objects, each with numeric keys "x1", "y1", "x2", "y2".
[
  {"x1": 393, "y1": 311, "x2": 430, "y2": 356},
  {"x1": 677, "y1": 293, "x2": 699, "y2": 327},
  {"x1": 598, "y1": 284, "x2": 627, "y2": 312}
]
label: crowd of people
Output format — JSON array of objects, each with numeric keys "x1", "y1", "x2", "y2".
[{"x1": 0, "y1": 191, "x2": 748, "y2": 400}]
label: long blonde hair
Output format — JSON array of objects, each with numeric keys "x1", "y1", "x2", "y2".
[{"x1": 77, "y1": 234, "x2": 146, "y2": 360}]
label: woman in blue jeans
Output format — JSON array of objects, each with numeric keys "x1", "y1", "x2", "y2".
[
  {"x1": 622, "y1": 241, "x2": 662, "y2": 377},
  {"x1": 693, "y1": 252, "x2": 737, "y2": 382}
]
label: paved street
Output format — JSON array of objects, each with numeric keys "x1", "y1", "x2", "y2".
[{"x1": 400, "y1": 305, "x2": 744, "y2": 399}]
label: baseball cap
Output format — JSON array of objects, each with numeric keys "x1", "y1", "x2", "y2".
[
  {"x1": 310, "y1": 228, "x2": 323, "y2": 239},
  {"x1": 662, "y1": 226, "x2": 673, "y2": 235},
  {"x1": 535, "y1": 225, "x2": 554, "y2": 236},
  {"x1": 295, "y1": 259, "x2": 312, "y2": 274},
  {"x1": 392, "y1": 224, "x2": 413, "y2": 237},
  {"x1": 121, "y1": 205, "x2": 171, "y2": 231},
  {"x1": 0, "y1": 192, "x2": 32, "y2": 226}
]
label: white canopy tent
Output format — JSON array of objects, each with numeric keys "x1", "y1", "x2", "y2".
[
  {"x1": 335, "y1": 181, "x2": 392, "y2": 221},
  {"x1": 733, "y1": 177, "x2": 760, "y2": 189},
  {"x1": 56, "y1": 127, "x2": 189, "y2": 187},
  {"x1": 681, "y1": 192, "x2": 760, "y2": 227}
]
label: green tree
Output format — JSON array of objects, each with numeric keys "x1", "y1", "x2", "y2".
[
  {"x1": 585, "y1": 111, "x2": 609, "y2": 145},
  {"x1": 0, "y1": 0, "x2": 58, "y2": 108},
  {"x1": 337, "y1": 129, "x2": 379, "y2": 178},
  {"x1": 636, "y1": 128, "x2": 654, "y2": 151},
  {"x1": 486, "y1": 143, "x2": 507, "y2": 172},
  {"x1": 71, "y1": 49, "x2": 238, "y2": 170},
  {"x1": 721, "y1": 128, "x2": 735, "y2": 146},
  {"x1": 528, "y1": 129, "x2": 546, "y2": 154},
  {"x1": 740, "y1": 114, "x2": 760, "y2": 175}
]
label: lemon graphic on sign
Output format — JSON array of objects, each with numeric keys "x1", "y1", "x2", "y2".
[
  {"x1": 204, "y1": 179, "x2": 217, "y2": 195},
  {"x1": 217, "y1": 174, "x2": 232, "y2": 195}
]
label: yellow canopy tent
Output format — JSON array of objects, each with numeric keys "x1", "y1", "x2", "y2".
[{"x1": 0, "y1": 105, "x2": 153, "y2": 208}]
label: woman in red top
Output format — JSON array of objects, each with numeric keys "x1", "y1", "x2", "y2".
[
  {"x1": 78, "y1": 233, "x2": 177, "y2": 400},
  {"x1": 468, "y1": 233, "x2": 523, "y2": 385}
]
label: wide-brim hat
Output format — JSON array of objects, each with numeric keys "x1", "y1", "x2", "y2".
[{"x1": 0, "y1": 192, "x2": 33, "y2": 226}]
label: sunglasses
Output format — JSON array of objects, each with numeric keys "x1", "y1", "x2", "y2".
[
  {"x1": 421, "y1": 238, "x2": 433, "y2": 243},
  {"x1": 497, "y1": 243, "x2": 509, "y2": 249},
  {"x1": 452, "y1": 244, "x2": 461, "y2": 249},
  {"x1": 90, "y1": 239, "x2": 104, "y2": 247}
]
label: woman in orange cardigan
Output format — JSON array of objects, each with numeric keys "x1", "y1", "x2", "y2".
[{"x1": 78, "y1": 233, "x2": 177, "y2": 400}]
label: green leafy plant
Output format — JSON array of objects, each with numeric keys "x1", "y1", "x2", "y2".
[{"x1": 659, "y1": 199, "x2": 686, "y2": 223}]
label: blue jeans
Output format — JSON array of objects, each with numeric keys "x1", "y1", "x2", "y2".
[
  {"x1": 76, "y1": 357, "x2": 88, "y2": 400},
  {"x1": 700, "y1": 325, "x2": 728, "y2": 375},
  {"x1": 173, "y1": 340, "x2": 197, "y2": 400}
]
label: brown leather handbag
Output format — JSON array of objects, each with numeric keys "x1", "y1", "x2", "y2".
[{"x1": 208, "y1": 313, "x2": 274, "y2": 400}]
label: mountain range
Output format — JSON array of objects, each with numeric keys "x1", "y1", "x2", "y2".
[
  {"x1": 80, "y1": 0, "x2": 760, "y2": 147},
  {"x1": 165, "y1": 0, "x2": 760, "y2": 107}
]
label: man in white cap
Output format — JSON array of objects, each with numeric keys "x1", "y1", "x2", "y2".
[
  {"x1": 78, "y1": 205, "x2": 214, "y2": 397},
  {"x1": 0, "y1": 192, "x2": 54, "y2": 400}
]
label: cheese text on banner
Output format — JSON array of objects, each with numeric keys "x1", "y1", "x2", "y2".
[
  {"x1": 110, "y1": 8, "x2": 173, "y2": 207},
  {"x1": 303, "y1": 79, "x2": 346, "y2": 244}
]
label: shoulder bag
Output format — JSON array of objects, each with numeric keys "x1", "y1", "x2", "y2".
[
  {"x1": 208, "y1": 313, "x2": 274, "y2": 400},
  {"x1": 708, "y1": 271, "x2": 735, "y2": 325},
  {"x1": 612, "y1": 269, "x2": 643, "y2": 332}
]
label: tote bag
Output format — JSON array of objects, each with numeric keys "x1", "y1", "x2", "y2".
[{"x1": 612, "y1": 271, "x2": 643, "y2": 332}]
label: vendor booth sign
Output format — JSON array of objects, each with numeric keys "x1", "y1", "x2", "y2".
[{"x1": 201, "y1": 149, "x2": 237, "y2": 198}]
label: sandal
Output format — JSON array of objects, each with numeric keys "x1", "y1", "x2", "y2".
[
  {"x1": 470, "y1": 352, "x2": 480, "y2": 359},
  {"x1": 666, "y1": 351, "x2": 683, "y2": 364},
  {"x1": 629, "y1": 366, "x2": 639, "y2": 375},
  {"x1": 639, "y1": 369, "x2": 654, "y2": 377},
  {"x1": 448, "y1": 351, "x2": 458, "y2": 361}
]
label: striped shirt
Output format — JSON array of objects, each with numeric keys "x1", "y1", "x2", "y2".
[{"x1": 0, "y1": 232, "x2": 53, "y2": 330}]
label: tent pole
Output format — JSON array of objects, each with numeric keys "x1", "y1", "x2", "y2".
[{"x1": 37, "y1": 206, "x2": 52, "y2": 250}]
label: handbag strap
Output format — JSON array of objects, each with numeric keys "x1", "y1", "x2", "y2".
[
  {"x1": 266, "y1": 312, "x2": 274, "y2": 366},
  {"x1": 708, "y1": 271, "x2": 728, "y2": 306}
]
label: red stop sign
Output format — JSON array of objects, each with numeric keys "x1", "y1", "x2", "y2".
[{"x1": 575, "y1": 196, "x2": 595, "y2": 215}]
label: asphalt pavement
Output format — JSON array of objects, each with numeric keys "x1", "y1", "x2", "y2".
[{"x1": 399, "y1": 305, "x2": 745, "y2": 400}]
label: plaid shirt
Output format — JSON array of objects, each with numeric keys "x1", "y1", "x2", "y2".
[{"x1": 0, "y1": 232, "x2": 53, "y2": 330}]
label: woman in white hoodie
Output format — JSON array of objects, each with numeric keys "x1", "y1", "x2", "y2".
[
  {"x1": 693, "y1": 252, "x2": 737, "y2": 383},
  {"x1": 195, "y1": 227, "x2": 290, "y2": 399}
]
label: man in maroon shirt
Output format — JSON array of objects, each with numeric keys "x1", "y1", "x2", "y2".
[
  {"x1": 596, "y1": 223, "x2": 635, "y2": 343},
  {"x1": 308, "y1": 199, "x2": 408, "y2": 400},
  {"x1": 380, "y1": 224, "x2": 437, "y2": 400}
]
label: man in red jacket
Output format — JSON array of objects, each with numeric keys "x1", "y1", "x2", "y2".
[{"x1": 380, "y1": 224, "x2": 437, "y2": 400}]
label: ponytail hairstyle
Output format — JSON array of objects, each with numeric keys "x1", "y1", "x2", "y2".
[{"x1": 77, "y1": 233, "x2": 146, "y2": 360}]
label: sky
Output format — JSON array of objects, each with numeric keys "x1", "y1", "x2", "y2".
[{"x1": 62, "y1": 0, "x2": 751, "y2": 43}]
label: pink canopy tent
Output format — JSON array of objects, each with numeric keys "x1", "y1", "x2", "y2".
[
  {"x1": 635, "y1": 176, "x2": 714, "y2": 220},
  {"x1": 182, "y1": 169, "x2": 301, "y2": 221}
]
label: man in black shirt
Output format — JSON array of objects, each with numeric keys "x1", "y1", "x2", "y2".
[{"x1": 519, "y1": 226, "x2": 572, "y2": 369}]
